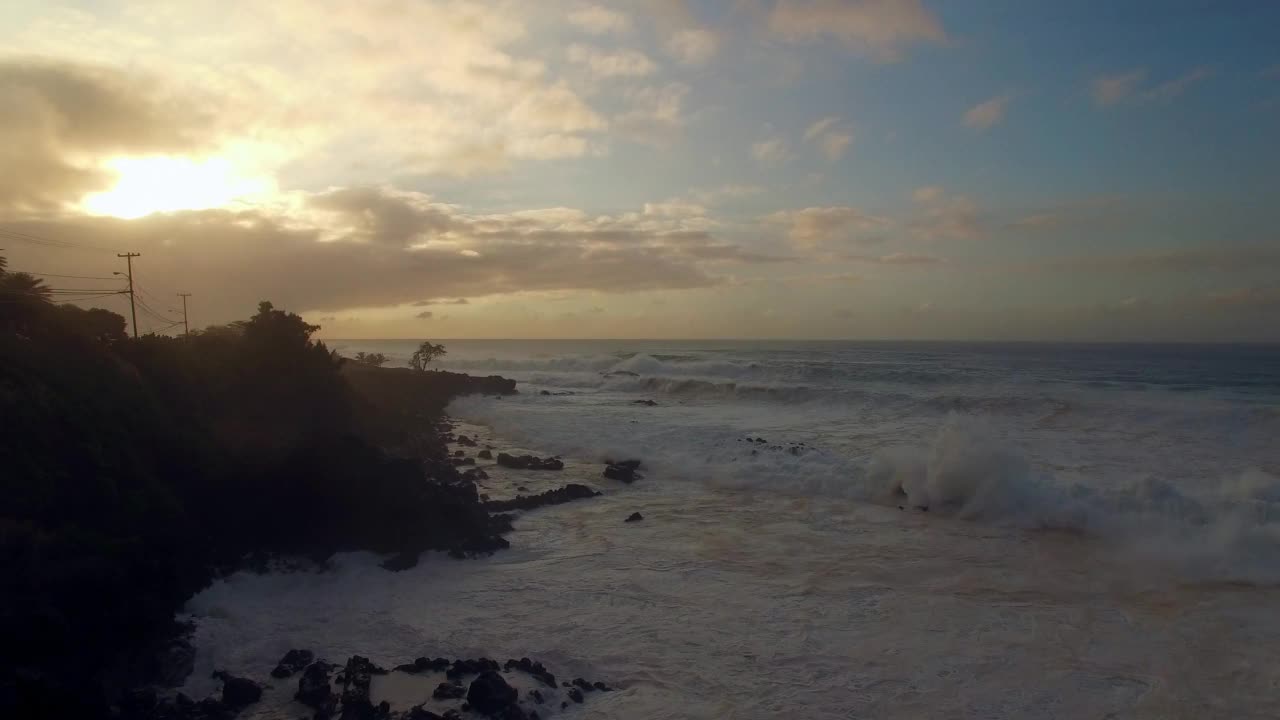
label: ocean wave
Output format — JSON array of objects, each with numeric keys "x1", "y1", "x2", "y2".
[{"x1": 449, "y1": 394, "x2": 1280, "y2": 583}]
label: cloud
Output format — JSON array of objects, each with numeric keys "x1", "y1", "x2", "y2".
[
  {"x1": 803, "y1": 116, "x2": 853, "y2": 160},
  {"x1": 962, "y1": 94, "x2": 1010, "y2": 130},
  {"x1": 1092, "y1": 69, "x2": 1147, "y2": 106},
  {"x1": 909, "y1": 186, "x2": 982, "y2": 240},
  {"x1": 567, "y1": 44, "x2": 657, "y2": 78},
  {"x1": 10, "y1": 2, "x2": 611, "y2": 181},
  {"x1": 766, "y1": 207, "x2": 890, "y2": 248},
  {"x1": 613, "y1": 83, "x2": 690, "y2": 144},
  {"x1": 0, "y1": 56, "x2": 216, "y2": 211},
  {"x1": 568, "y1": 5, "x2": 631, "y2": 34},
  {"x1": 643, "y1": 200, "x2": 707, "y2": 217},
  {"x1": 767, "y1": 0, "x2": 946, "y2": 61},
  {"x1": 309, "y1": 186, "x2": 461, "y2": 245},
  {"x1": 751, "y1": 136, "x2": 791, "y2": 165},
  {"x1": 415, "y1": 310, "x2": 434, "y2": 319},
  {"x1": 6, "y1": 186, "x2": 798, "y2": 325},
  {"x1": 665, "y1": 28, "x2": 720, "y2": 66},
  {"x1": 846, "y1": 252, "x2": 943, "y2": 265},
  {"x1": 1092, "y1": 67, "x2": 1211, "y2": 107},
  {"x1": 1140, "y1": 66, "x2": 1212, "y2": 103}
]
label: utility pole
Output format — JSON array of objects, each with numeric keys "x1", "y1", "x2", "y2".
[
  {"x1": 177, "y1": 293, "x2": 191, "y2": 337},
  {"x1": 116, "y1": 252, "x2": 140, "y2": 338}
]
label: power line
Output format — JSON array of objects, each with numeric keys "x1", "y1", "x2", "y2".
[
  {"x1": 0, "y1": 226, "x2": 117, "y2": 253},
  {"x1": 26, "y1": 272, "x2": 121, "y2": 280}
]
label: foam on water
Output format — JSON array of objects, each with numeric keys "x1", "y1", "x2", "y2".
[{"x1": 187, "y1": 340, "x2": 1280, "y2": 717}]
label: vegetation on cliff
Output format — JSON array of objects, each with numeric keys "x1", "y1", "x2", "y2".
[{"x1": 0, "y1": 256, "x2": 514, "y2": 717}]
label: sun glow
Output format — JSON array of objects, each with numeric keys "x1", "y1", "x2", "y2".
[{"x1": 82, "y1": 156, "x2": 274, "y2": 219}]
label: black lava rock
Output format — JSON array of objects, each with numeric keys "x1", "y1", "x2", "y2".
[
  {"x1": 567, "y1": 687, "x2": 584, "y2": 703},
  {"x1": 433, "y1": 682, "x2": 465, "y2": 700},
  {"x1": 632, "y1": 399, "x2": 658, "y2": 406},
  {"x1": 271, "y1": 649, "x2": 315, "y2": 678},
  {"x1": 496, "y1": 453, "x2": 564, "y2": 471},
  {"x1": 477, "y1": 449, "x2": 493, "y2": 459},
  {"x1": 603, "y1": 463, "x2": 642, "y2": 483},
  {"x1": 296, "y1": 661, "x2": 334, "y2": 709},
  {"x1": 483, "y1": 484, "x2": 600, "y2": 513},
  {"x1": 216, "y1": 673, "x2": 261, "y2": 709},
  {"x1": 467, "y1": 671, "x2": 517, "y2": 715},
  {"x1": 625, "y1": 512, "x2": 644, "y2": 522}
]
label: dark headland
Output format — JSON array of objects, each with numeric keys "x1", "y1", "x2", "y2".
[{"x1": 0, "y1": 281, "x2": 617, "y2": 719}]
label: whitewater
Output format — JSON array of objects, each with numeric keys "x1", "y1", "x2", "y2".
[{"x1": 181, "y1": 340, "x2": 1280, "y2": 718}]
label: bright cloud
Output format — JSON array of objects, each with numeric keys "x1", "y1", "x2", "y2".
[
  {"x1": 567, "y1": 5, "x2": 631, "y2": 35},
  {"x1": 665, "y1": 29, "x2": 720, "y2": 65},
  {"x1": 567, "y1": 44, "x2": 657, "y2": 78},
  {"x1": 803, "y1": 116, "x2": 853, "y2": 160},
  {"x1": 767, "y1": 207, "x2": 890, "y2": 248}
]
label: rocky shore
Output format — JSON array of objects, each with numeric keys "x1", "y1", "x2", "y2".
[
  {"x1": 130, "y1": 649, "x2": 614, "y2": 720},
  {"x1": 107, "y1": 368, "x2": 650, "y2": 719}
]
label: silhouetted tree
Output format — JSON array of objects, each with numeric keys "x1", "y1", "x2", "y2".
[
  {"x1": 410, "y1": 340, "x2": 447, "y2": 371},
  {"x1": 0, "y1": 264, "x2": 53, "y2": 335},
  {"x1": 353, "y1": 351, "x2": 389, "y2": 367},
  {"x1": 51, "y1": 305, "x2": 128, "y2": 345}
]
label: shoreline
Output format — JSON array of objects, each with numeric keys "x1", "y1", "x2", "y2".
[{"x1": 131, "y1": 368, "x2": 637, "y2": 720}]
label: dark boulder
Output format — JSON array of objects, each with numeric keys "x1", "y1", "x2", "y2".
[
  {"x1": 483, "y1": 484, "x2": 601, "y2": 513},
  {"x1": 632, "y1": 399, "x2": 658, "y2": 406},
  {"x1": 540, "y1": 390, "x2": 551, "y2": 395},
  {"x1": 214, "y1": 673, "x2": 261, "y2": 709},
  {"x1": 296, "y1": 661, "x2": 335, "y2": 709},
  {"x1": 477, "y1": 449, "x2": 493, "y2": 459},
  {"x1": 625, "y1": 512, "x2": 643, "y2": 523},
  {"x1": 496, "y1": 453, "x2": 564, "y2": 471},
  {"x1": 337, "y1": 655, "x2": 385, "y2": 719},
  {"x1": 406, "y1": 706, "x2": 446, "y2": 720},
  {"x1": 467, "y1": 671, "x2": 517, "y2": 715},
  {"x1": 503, "y1": 657, "x2": 556, "y2": 688},
  {"x1": 433, "y1": 682, "x2": 465, "y2": 700},
  {"x1": 567, "y1": 687, "x2": 584, "y2": 703},
  {"x1": 271, "y1": 648, "x2": 315, "y2": 678},
  {"x1": 457, "y1": 435, "x2": 478, "y2": 447},
  {"x1": 603, "y1": 463, "x2": 642, "y2": 483}
]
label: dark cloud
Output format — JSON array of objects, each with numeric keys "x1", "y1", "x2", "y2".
[
  {"x1": 0, "y1": 57, "x2": 213, "y2": 211},
  {"x1": 309, "y1": 187, "x2": 462, "y2": 245},
  {"x1": 413, "y1": 298, "x2": 470, "y2": 306},
  {"x1": 5, "y1": 183, "x2": 772, "y2": 325}
]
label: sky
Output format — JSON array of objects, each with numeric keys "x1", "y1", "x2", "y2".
[{"x1": 0, "y1": 0, "x2": 1278, "y2": 341}]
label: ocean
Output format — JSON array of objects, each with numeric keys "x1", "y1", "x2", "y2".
[{"x1": 180, "y1": 340, "x2": 1280, "y2": 718}]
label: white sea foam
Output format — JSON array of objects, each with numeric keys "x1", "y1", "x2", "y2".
[{"x1": 195, "y1": 340, "x2": 1280, "y2": 716}]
